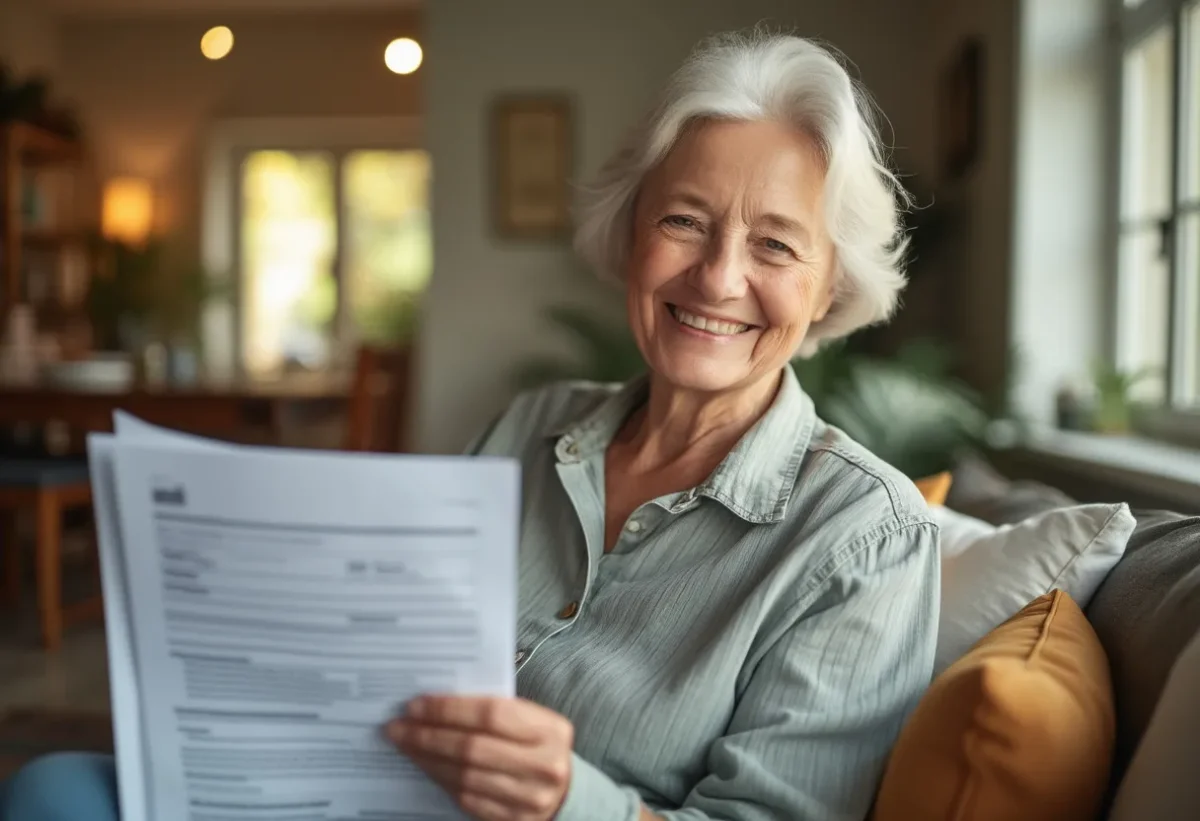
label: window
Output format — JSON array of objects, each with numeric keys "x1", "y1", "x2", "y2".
[
  {"x1": 1116, "y1": 0, "x2": 1200, "y2": 410},
  {"x1": 239, "y1": 148, "x2": 431, "y2": 376}
]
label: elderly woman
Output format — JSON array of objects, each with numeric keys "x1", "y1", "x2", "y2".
[{"x1": 1, "y1": 30, "x2": 937, "y2": 821}]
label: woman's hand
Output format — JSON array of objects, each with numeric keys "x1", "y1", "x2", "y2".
[{"x1": 387, "y1": 695, "x2": 574, "y2": 821}]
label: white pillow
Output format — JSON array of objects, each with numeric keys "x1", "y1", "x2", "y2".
[{"x1": 932, "y1": 502, "x2": 1135, "y2": 674}]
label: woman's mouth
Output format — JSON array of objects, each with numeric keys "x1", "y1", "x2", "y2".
[{"x1": 667, "y1": 304, "x2": 754, "y2": 336}]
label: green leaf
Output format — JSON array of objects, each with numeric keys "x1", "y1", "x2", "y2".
[
  {"x1": 800, "y1": 351, "x2": 989, "y2": 477},
  {"x1": 514, "y1": 303, "x2": 645, "y2": 388}
]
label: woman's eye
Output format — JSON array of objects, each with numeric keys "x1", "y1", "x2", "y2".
[
  {"x1": 663, "y1": 215, "x2": 698, "y2": 230},
  {"x1": 763, "y1": 237, "x2": 793, "y2": 255}
]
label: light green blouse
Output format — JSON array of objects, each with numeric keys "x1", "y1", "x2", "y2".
[{"x1": 469, "y1": 367, "x2": 940, "y2": 821}]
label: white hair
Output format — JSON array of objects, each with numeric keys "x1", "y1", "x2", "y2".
[{"x1": 573, "y1": 30, "x2": 912, "y2": 356}]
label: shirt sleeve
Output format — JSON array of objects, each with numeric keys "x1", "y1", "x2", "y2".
[{"x1": 556, "y1": 520, "x2": 940, "y2": 821}]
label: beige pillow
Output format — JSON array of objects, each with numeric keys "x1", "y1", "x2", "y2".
[
  {"x1": 914, "y1": 472, "x2": 952, "y2": 506},
  {"x1": 874, "y1": 590, "x2": 1115, "y2": 821}
]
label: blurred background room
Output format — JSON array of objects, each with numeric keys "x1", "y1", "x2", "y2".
[{"x1": 0, "y1": 0, "x2": 1197, "y2": 776}]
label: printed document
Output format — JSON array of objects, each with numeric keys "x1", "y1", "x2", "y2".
[{"x1": 89, "y1": 421, "x2": 519, "y2": 821}]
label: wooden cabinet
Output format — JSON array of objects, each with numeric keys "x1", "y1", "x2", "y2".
[{"x1": 0, "y1": 122, "x2": 94, "y2": 341}]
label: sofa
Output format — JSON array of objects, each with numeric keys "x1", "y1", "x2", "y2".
[{"x1": 881, "y1": 455, "x2": 1200, "y2": 820}]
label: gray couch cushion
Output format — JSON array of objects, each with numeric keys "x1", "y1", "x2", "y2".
[
  {"x1": 948, "y1": 454, "x2": 1078, "y2": 525},
  {"x1": 1084, "y1": 511, "x2": 1200, "y2": 787},
  {"x1": 1105, "y1": 628, "x2": 1200, "y2": 821}
]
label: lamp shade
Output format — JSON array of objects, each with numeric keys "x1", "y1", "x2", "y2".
[{"x1": 102, "y1": 177, "x2": 154, "y2": 245}]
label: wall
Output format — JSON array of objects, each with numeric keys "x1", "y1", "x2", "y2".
[
  {"x1": 418, "y1": 0, "x2": 937, "y2": 453},
  {"x1": 55, "y1": 9, "x2": 421, "y2": 244},
  {"x1": 923, "y1": 0, "x2": 1111, "y2": 425},
  {"x1": 0, "y1": 0, "x2": 60, "y2": 78},
  {"x1": 925, "y1": 0, "x2": 1020, "y2": 407}
]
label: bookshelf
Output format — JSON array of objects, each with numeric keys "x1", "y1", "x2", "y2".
[{"x1": 0, "y1": 122, "x2": 94, "y2": 346}]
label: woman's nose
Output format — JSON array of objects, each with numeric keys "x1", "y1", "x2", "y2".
[{"x1": 688, "y1": 236, "x2": 749, "y2": 303}]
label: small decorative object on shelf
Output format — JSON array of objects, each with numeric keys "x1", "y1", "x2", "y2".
[
  {"x1": 142, "y1": 341, "x2": 169, "y2": 388},
  {"x1": 0, "y1": 303, "x2": 39, "y2": 384},
  {"x1": 1055, "y1": 378, "x2": 1092, "y2": 432}
]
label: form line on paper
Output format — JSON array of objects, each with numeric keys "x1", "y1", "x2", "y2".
[{"x1": 155, "y1": 512, "x2": 479, "y2": 538}]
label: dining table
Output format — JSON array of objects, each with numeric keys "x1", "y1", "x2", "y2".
[
  {"x1": 0, "y1": 370, "x2": 353, "y2": 650},
  {"x1": 0, "y1": 371, "x2": 351, "y2": 444}
]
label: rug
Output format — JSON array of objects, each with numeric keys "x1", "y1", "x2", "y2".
[{"x1": 0, "y1": 708, "x2": 113, "y2": 781}]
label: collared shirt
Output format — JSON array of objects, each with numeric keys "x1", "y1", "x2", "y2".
[{"x1": 469, "y1": 367, "x2": 940, "y2": 821}]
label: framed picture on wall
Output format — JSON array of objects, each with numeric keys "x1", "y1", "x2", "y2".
[
  {"x1": 938, "y1": 37, "x2": 984, "y2": 181},
  {"x1": 492, "y1": 95, "x2": 573, "y2": 239}
]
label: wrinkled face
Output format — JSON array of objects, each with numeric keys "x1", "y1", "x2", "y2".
[{"x1": 626, "y1": 119, "x2": 837, "y2": 393}]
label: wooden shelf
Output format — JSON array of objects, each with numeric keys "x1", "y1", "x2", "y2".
[
  {"x1": 3, "y1": 122, "x2": 82, "y2": 165},
  {"x1": 2, "y1": 122, "x2": 91, "y2": 320},
  {"x1": 20, "y1": 229, "x2": 89, "y2": 250}
]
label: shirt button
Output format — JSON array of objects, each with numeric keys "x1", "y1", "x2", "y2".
[
  {"x1": 625, "y1": 519, "x2": 643, "y2": 533},
  {"x1": 514, "y1": 650, "x2": 526, "y2": 665},
  {"x1": 557, "y1": 601, "x2": 579, "y2": 620}
]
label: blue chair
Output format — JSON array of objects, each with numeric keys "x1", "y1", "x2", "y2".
[{"x1": 0, "y1": 458, "x2": 97, "y2": 650}]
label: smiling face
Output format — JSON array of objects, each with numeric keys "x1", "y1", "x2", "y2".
[{"x1": 626, "y1": 119, "x2": 838, "y2": 394}]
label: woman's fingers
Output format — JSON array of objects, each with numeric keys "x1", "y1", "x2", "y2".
[
  {"x1": 412, "y1": 754, "x2": 558, "y2": 814},
  {"x1": 390, "y1": 721, "x2": 569, "y2": 783},
  {"x1": 387, "y1": 696, "x2": 575, "y2": 821},
  {"x1": 406, "y1": 696, "x2": 564, "y2": 743},
  {"x1": 458, "y1": 791, "x2": 533, "y2": 821},
  {"x1": 389, "y1": 722, "x2": 512, "y2": 771}
]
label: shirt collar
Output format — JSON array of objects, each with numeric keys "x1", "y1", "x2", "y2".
[{"x1": 549, "y1": 367, "x2": 816, "y2": 524}]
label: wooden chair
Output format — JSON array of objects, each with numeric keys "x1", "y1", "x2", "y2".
[
  {"x1": 343, "y1": 345, "x2": 413, "y2": 453},
  {"x1": 0, "y1": 459, "x2": 102, "y2": 650}
]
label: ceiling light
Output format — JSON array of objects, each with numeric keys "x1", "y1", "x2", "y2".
[
  {"x1": 201, "y1": 26, "x2": 234, "y2": 61},
  {"x1": 384, "y1": 38, "x2": 422, "y2": 75}
]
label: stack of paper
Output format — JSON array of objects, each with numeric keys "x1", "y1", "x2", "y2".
[{"x1": 89, "y1": 415, "x2": 519, "y2": 821}]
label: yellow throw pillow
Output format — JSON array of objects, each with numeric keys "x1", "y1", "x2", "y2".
[
  {"x1": 873, "y1": 590, "x2": 1115, "y2": 821},
  {"x1": 914, "y1": 471, "x2": 953, "y2": 506}
]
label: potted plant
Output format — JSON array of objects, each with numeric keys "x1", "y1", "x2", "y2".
[
  {"x1": 85, "y1": 237, "x2": 227, "y2": 385},
  {"x1": 85, "y1": 236, "x2": 158, "y2": 352},
  {"x1": 513, "y1": 303, "x2": 645, "y2": 388},
  {"x1": 355, "y1": 287, "x2": 422, "y2": 348},
  {"x1": 1090, "y1": 361, "x2": 1158, "y2": 435},
  {"x1": 151, "y1": 256, "x2": 228, "y2": 385},
  {"x1": 794, "y1": 339, "x2": 991, "y2": 478}
]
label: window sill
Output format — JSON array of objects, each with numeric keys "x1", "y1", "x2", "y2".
[
  {"x1": 1019, "y1": 427, "x2": 1200, "y2": 511},
  {"x1": 1135, "y1": 407, "x2": 1200, "y2": 450}
]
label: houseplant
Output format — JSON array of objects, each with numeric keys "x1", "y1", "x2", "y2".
[
  {"x1": 86, "y1": 237, "x2": 226, "y2": 383},
  {"x1": 0, "y1": 62, "x2": 82, "y2": 137},
  {"x1": 513, "y1": 303, "x2": 645, "y2": 388},
  {"x1": 85, "y1": 237, "x2": 158, "y2": 351},
  {"x1": 1090, "y1": 361, "x2": 1158, "y2": 435},
  {"x1": 356, "y1": 287, "x2": 422, "y2": 347}
]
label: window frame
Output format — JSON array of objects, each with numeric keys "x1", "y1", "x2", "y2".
[
  {"x1": 1112, "y1": 0, "x2": 1200, "y2": 418},
  {"x1": 201, "y1": 117, "x2": 423, "y2": 379}
]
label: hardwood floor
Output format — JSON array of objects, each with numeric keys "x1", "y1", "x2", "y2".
[{"x1": 0, "y1": 606, "x2": 110, "y2": 715}]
